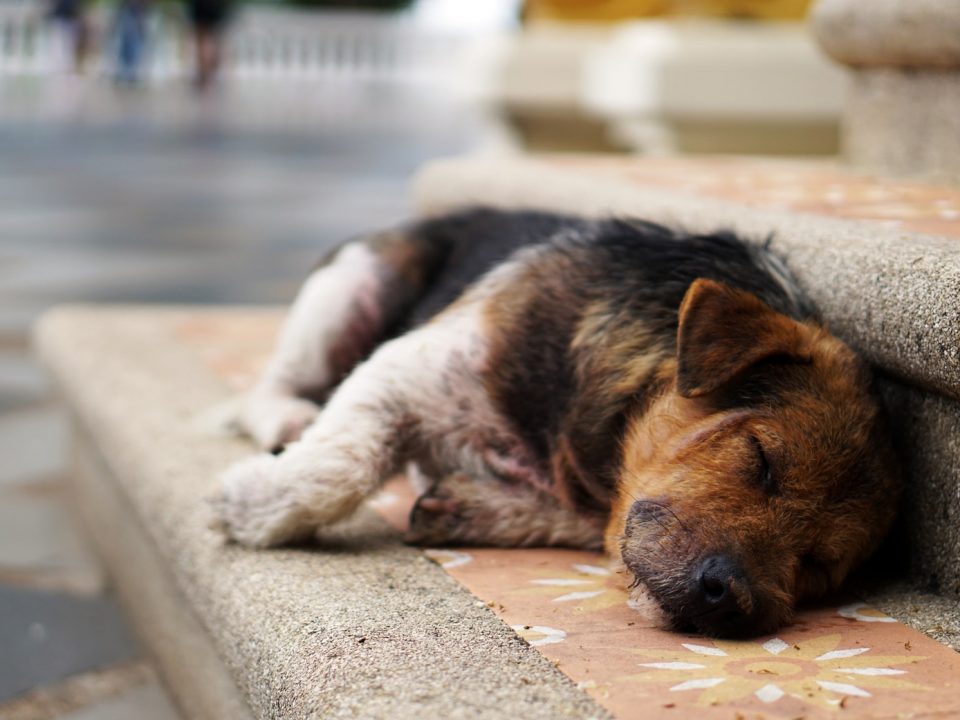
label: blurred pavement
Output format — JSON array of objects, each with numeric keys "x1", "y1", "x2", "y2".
[{"x1": 0, "y1": 73, "x2": 491, "y2": 718}]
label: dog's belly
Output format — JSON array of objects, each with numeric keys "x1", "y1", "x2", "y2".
[
  {"x1": 412, "y1": 340, "x2": 553, "y2": 493},
  {"x1": 422, "y1": 423, "x2": 551, "y2": 492},
  {"x1": 399, "y1": 294, "x2": 554, "y2": 495}
]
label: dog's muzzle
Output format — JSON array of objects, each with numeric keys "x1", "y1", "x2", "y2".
[{"x1": 623, "y1": 501, "x2": 777, "y2": 637}]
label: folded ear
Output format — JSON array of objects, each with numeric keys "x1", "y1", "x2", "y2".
[{"x1": 676, "y1": 278, "x2": 812, "y2": 398}]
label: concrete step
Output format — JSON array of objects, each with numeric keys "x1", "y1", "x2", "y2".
[
  {"x1": 413, "y1": 153, "x2": 960, "y2": 598},
  {"x1": 34, "y1": 307, "x2": 606, "y2": 720}
]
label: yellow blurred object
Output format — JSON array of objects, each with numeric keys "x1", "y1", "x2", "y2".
[
  {"x1": 525, "y1": 0, "x2": 813, "y2": 22},
  {"x1": 686, "y1": 0, "x2": 813, "y2": 19},
  {"x1": 525, "y1": 0, "x2": 671, "y2": 22}
]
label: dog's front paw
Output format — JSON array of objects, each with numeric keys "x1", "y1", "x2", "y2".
[
  {"x1": 240, "y1": 393, "x2": 320, "y2": 453},
  {"x1": 210, "y1": 454, "x2": 313, "y2": 548}
]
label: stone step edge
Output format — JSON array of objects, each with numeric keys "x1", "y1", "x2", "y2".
[
  {"x1": 34, "y1": 306, "x2": 609, "y2": 720},
  {"x1": 412, "y1": 155, "x2": 960, "y2": 403},
  {"x1": 71, "y1": 424, "x2": 255, "y2": 720}
]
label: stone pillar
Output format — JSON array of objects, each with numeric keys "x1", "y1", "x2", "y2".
[{"x1": 811, "y1": 0, "x2": 960, "y2": 181}]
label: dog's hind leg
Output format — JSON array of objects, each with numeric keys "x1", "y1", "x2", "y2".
[
  {"x1": 215, "y1": 308, "x2": 484, "y2": 548},
  {"x1": 405, "y1": 473, "x2": 605, "y2": 550},
  {"x1": 240, "y1": 226, "x2": 450, "y2": 452}
]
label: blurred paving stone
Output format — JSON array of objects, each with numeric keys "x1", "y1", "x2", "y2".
[
  {"x1": 0, "y1": 252, "x2": 213, "y2": 299},
  {"x1": 0, "y1": 75, "x2": 486, "y2": 718},
  {"x1": 59, "y1": 681, "x2": 181, "y2": 720},
  {"x1": 0, "y1": 585, "x2": 140, "y2": 702},
  {"x1": 0, "y1": 352, "x2": 50, "y2": 412},
  {"x1": 0, "y1": 486, "x2": 80, "y2": 568},
  {"x1": 0, "y1": 305, "x2": 40, "y2": 348},
  {"x1": 0, "y1": 662, "x2": 158, "y2": 720},
  {"x1": 0, "y1": 208, "x2": 108, "y2": 242},
  {"x1": 0, "y1": 407, "x2": 68, "y2": 487},
  {"x1": 0, "y1": 484, "x2": 104, "y2": 594}
]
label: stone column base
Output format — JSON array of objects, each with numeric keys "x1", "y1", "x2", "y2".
[{"x1": 844, "y1": 69, "x2": 960, "y2": 182}]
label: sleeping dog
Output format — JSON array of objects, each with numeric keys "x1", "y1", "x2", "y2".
[{"x1": 212, "y1": 208, "x2": 900, "y2": 638}]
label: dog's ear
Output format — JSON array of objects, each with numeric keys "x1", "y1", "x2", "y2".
[{"x1": 676, "y1": 278, "x2": 812, "y2": 398}]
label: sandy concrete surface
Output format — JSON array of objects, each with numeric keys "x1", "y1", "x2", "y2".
[
  {"x1": 862, "y1": 582, "x2": 960, "y2": 653},
  {"x1": 36, "y1": 307, "x2": 608, "y2": 720}
]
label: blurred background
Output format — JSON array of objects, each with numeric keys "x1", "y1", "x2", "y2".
[{"x1": 0, "y1": 0, "x2": 848, "y2": 716}]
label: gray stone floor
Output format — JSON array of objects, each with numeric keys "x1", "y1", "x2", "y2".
[{"x1": 0, "y1": 73, "x2": 490, "y2": 718}]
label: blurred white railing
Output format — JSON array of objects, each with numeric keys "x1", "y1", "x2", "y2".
[
  {"x1": 0, "y1": 1, "x2": 459, "y2": 83},
  {"x1": 0, "y1": 0, "x2": 44, "y2": 74},
  {"x1": 227, "y1": 7, "x2": 456, "y2": 82}
]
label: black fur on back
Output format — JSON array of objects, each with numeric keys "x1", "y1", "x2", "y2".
[
  {"x1": 407, "y1": 209, "x2": 594, "y2": 325},
  {"x1": 407, "y1": 207, "x2": 816, "y2": 329}
]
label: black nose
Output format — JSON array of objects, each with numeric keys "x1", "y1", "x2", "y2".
[{"x1": 689, "y1": 555, "x2": 749, "y2": 633}]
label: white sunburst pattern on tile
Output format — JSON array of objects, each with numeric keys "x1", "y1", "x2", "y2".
[
  {"x1": 521, "y1": 562, "x2": 642, "y2": 612},
  {"x1": 529, "y1": 563, "x2": 612, "y2": 602},
  {"x1": 837, "y1": 602, "x2": 897, "y2": 624},
  {"x1": 511, "y1": 625, "x2": 568, "y2": 648},
  {"x1": 623, "y1": 626, "x2": 928, "y2": 710},
  {"x1": 422, "y1": 548, "x2": 473, "y2": 569}
]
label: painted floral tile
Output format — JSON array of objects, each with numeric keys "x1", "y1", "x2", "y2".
[{"x1": 428, "y1": 550, "x2": 960, "y2": 719}]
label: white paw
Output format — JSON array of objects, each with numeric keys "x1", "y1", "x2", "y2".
[
  {"x1": 210, "y1": 454, "x2": 314, "y2": 548},
  {"x1": 240, "y1": 392, "x2": 320, "y2": 452}
]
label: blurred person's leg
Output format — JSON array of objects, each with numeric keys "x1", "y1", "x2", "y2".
[
  {"x1": 116, "y1": 15, "x2": 134, "y2": 83},
  {"x1": 114, "y1": 0, "x2": 149, "y2": 84},
  {"x1": 194, "y1": 27, "x2": 222, "y2": 89},
  {"x1": 73, "y1": 11, "x2": 91, "y2": 73},
  {"x1": 187, "y1": 0, "x2": 230, "y2": 90},
  {"x1": 47, "y1": 0, "x2": 90, "y2": 74}
]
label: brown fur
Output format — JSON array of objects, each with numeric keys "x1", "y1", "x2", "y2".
[{"x1": 601, "y1": 280, "x2": 899, "y2": 634}]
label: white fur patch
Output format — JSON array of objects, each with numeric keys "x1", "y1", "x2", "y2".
[
  {"x1": 239, "y1": 242, "x2": 380, "y2": 450},
  {"x1": 239, "y1": 393, "x2": 320, "y2": 452},
  {"x1": 217, "y1": 302, "x2": 504, "y2": 547},
  {"x1": 264, "y1": 242, "x2": 382, "y2": 392}
]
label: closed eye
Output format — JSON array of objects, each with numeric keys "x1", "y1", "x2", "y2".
[{"x1": 752, "y1": 437, "x2": 779, "y2": 496}]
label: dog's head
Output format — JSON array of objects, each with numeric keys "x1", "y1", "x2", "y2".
[{"x1": 610, "y1": 278, "x2": 900, "y2": 637}]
